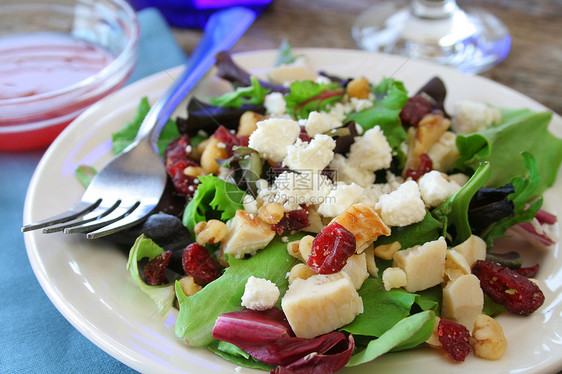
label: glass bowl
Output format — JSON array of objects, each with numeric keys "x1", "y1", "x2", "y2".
[{"x1": 0, "y1": 0, "x2": 139, "y2": 151}]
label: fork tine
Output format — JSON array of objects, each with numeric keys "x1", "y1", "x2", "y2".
[
  {"x1": 64, "y1": 202, "x2": 140, "y2": 234},
  {"x1": 85, "y1": 204, "x2": 157, "y2": 239},
  {"x1": 21, "y1": 200, "x2": 101, "y2": 232},
  {"x1": 41, "y1": 200, "x2": 121, "y2": 233}
]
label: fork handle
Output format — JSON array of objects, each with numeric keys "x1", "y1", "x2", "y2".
[{"x1": 133, "y1": 7, "x2": 256, "y2": 150}]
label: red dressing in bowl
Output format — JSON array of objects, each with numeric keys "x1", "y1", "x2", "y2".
[{"x1": 0, "y1": 33, "x2": 114, "y2": 100}]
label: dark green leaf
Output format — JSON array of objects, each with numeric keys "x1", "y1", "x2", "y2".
[
  {"x1": 479, "y1": 153, "x2": 543, "y2": 247},
  {"x1": 482, "y1": 294, "x2": 507, "y2": 317}
]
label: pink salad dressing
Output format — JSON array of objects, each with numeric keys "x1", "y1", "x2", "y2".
[{"x1": 0, "y1": 32, "x2": 114, "y2": 100}]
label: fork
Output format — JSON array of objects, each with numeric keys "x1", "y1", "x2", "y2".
[{"x1": 21, "y1": 7, "x2": 256, "y2": 239}]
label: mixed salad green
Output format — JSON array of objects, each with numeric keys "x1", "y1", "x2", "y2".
[{"x1": 81, "y1": 44, "x2": 562, "y2": 373}]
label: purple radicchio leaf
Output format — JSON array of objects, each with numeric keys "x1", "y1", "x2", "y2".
[
  {"x1": 212, "y1": 307, "x2": 354, "y2": 369},
  {"x1": 215, "y1": 51, "x2": 290, "y2": 94},
  {"x1": 272, "y1": 334, "x2": 355, "y2": 374}
]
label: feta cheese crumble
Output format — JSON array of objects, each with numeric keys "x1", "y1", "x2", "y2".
[
  {"x1": 283, "y1": 134, "x2": 335, "y2": 172},
  {"x1": 305, "y1": 111, "x2": 343, "y2": 137},
  {"x1": 317, "y1": 182, "x2": 364, "y2": 217},
  {"x1": 375, "y1": 180, "x2": 426, "y2": 227},
  {"x1": 452, "y1": 100, "x2": 501, "y2": 134},
  {"x1": 417, "y1": 170, "x2": 462, "y2": 208},
  {"x1": 329, "y1": 154, "x2": 376, "y2": 187},
  {"x1": 257, "y1": 171, "x2": 333, "y2": 211},
  {"x1": 248, "y1": 118, "x2": 301, "y2": 162},
  {"x1": 241, "y1": 276, "x2": 280, "y2": 311},
  {"x1": 264, "y1": 92, "x2": 287, "y2": 116},
  {"x1": 348, "y1": 126, "x2": 392, "y2": 172}
]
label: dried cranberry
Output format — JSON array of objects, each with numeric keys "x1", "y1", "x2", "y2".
[
  {"x1": 271, "y1": 209, "x2": 310, "y2": 235},
  {"x1": 298, "y1": 126, "x2": 311, "y2": 143},
  {"x1": 237, "y1": 134, "x2": 250, "y2": 147},
  {"x1": 182, "y1": 243, "x2": 222, "y2": 284},
  {"x1": 213, "y1": 125, "x2": 240, "y2": 156},
  {"x1": 400, "y1": 95, "x2": 432, "y2": 127},
  {"x1": 438, "y1": 318, "x2": 471, "y2": 362},
  {"x1": 167, "y1": 159, "x2": 200, "y2": 197},
  {"x1": 307, "y1": 222, "x2": 356, "y2": 274},
  {"x1": 142, "y1": 251, "x2": 172, "y2": 286},
  {"x1": 165, "y1": 134, "x2": 192, "y2": 167},
  {"x1": 404, "y1": 153, "x2": 433, "y2": 181},
  {"x1": 164, "y1": 134, "x2": 201, "y2": 196},
  {"x1": 514, "y1": 263, "x2": 540, "y2": 278},
  {"x1": 472, "y1": 260, "x2": 544, "y2": 316}
]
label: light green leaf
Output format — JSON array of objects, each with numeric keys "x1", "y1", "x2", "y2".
[
  {"x1": 346, "y1": 77, "x2": 409, "y2": 148},
  {"x1": 455, "y1": 108, "x2": 562, "y2": 198},
  {"x1": 75, "y1": 165, "x2": 97, "y2": 188},
  {"x1": 112, "y1": 97, "x2": 179, "y2": 155},
  {"x1": 209, "y1": 76, "x2": 270, "y2": 108},
  {"x1": 208, "y1": 340, "x2": 275, "y2": 370},
  {"x1": 285, "y1": 80, "x2": 344, "y2": 119},
  {"x1": 274, "y1": 38, "x2": 298, "y2": 67},
  {"x1": 373, "y1": 211, "x2": 441, "y2": 249},
  {"x1": 126, "y1": 235, "x2": 175, "y2": 315},
  {"x1": 346, "y1": 310, "x2": 435, "y2": 367},
  {"x1": 182, "y1": 175, "x2": 246, "y2": 235}
]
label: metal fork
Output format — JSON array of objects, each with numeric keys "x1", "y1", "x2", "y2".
[{"x1": 21, "y1": 7, "x2": 256, "y2": 239}]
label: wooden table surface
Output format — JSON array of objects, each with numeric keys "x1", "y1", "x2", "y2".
[{"x1": 172, "y1": 0, "x2": 562, "y2": 115}]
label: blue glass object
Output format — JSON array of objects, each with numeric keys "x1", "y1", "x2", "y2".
[{"x1": 129, "y1": 0, "x2": 273, "y2": 28}]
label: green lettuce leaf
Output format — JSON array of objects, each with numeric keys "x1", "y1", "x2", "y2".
[
  {"x1": 182, "y1": 175, "x2": 246, "y2": 235},
  {"x1": 126, "y1": 235, "x2": 175, "y2": 314},
  {"x1": 483, "y1": 294, "x2": 507, "y2": 317},
  {"x1": 432, "y1": 162, "x2": 491, "y2": 245},
  {"x1": 346, "y1": 310, "x2": 435, "y2": 367},
  {"x1": 174, "y1": 234, "x2": 304, "y2": 347},
  {"x1": 478, "y1": 152, "x2": 543, "y2": 247},
  {"x1": 341, "y1": 279, "x2": 438, "y2": 338},
  {"x1": 285, "y1": 80, "x2": 345, "y2": 119},
  {"x1": 112, "y1": 97, "x2": 180, "y2": 155},
  {"x1": 210, "y1": 76, "x2": 270, "y2": 107},
  {"x1": 373, "y1": 211, "x2": 441, "y2": 249},
  {"x1": 208, "y1": 340, "x2": 275, "y2": 370},
  {"x1": 455, "y1": 108, "x2": 562, "y2": 198},
  {"x1": 345, "y1": 77, "x2": 409, "y2": 148},
  {"x1": 274, "y1": 38, "x2": 298, "y2": 67},
  {"x1": 75, "y1": 165, "x2": 97, "y2": 188}
]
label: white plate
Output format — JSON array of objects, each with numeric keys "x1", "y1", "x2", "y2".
[{"x1": 24, "y1": 49, "x2": 562, "y2": 374}]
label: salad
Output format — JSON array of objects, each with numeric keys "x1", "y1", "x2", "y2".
[{"x1": 84, "y1": 44, "x2": 562, "y2": 373}]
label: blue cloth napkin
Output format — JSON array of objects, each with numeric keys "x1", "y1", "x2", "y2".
[{"x1": 0, "y1": 8, "x2": 186, "y2": 373}]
